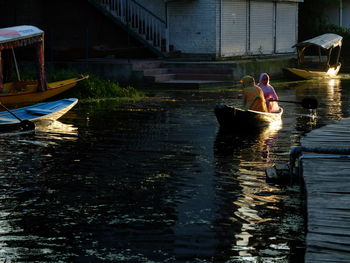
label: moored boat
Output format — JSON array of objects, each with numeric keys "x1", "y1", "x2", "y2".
[
  {"x1": 0, "y1": 98, "x2": 78, "y2": 131},
  {"x1": 214, "y1": 104, "x2": 283, "y2": 130},
  {"x1": 0, "y1": 25, "x2": 87, "y2": 105},
  {"x1": 284, "y1": 33, "x2": 343, "y2": 79},
  {"x1": 0, "y1": 76, "x2": 87, "y2": 105}
]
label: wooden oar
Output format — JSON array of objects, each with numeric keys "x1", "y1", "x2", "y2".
[
  {"x1": 271, "y1": 97, "x2": 318, "y2": 109},
  {"x1": 0, "y1": 102, "x2": 35, "y2": 130}
]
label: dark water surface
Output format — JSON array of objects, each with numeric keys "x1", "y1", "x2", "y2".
[{"x1": 1, "y1": 78, "x2": 350, "y2": 262}]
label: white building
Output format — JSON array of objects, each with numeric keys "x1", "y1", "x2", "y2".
[{"x1": 91, "y1": 0, "x2": 303, "y2": 58}]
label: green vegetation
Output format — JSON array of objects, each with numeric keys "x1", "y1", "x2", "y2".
[
  {"x1": 65, "y1": 74, "x2": 143, "y2": 101},
  {"x1": 18, "y1": 67, "x2": 144, "y2": 101}
]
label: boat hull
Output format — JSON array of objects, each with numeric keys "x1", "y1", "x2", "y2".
[
  {"x1": 1, "y1": 76, "x2": 87, "y2": 105},
  {"x1": 284, "y1": 64, "x2": 341, "y2": 80},
  {"x1": 214, "y1": 104, "x2": 283, "y2": 130},
  {"x1": 0, "y1": 98, "x2": 78, "y2": 131}
]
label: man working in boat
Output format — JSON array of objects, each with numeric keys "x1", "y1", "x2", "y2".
[
  {"x1": 241, "y1": 75, "x2": 268, "y2": 112},
  {"x1": 257, "y1": 73, "x2": 279, "y2": 113}
]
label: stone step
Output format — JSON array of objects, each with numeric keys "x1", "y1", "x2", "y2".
[
  {"x1": 143, "y1": 68, "x2": 169, "y2": 76},
  {"x1": 131, "y1": 60, "x2": 162, "y2": 70},
  {"x1": 174, "y1": 73, "x2": 233, "y2": 81},
  {"x1": 138, "y1": 63, "x2": 235, "y2": 88},
  {"x1": 144, "y1": 73, "x2": 176, "y2": 82},
  {"x1": 152, "y1": 80, "x2": 233, "y2": 89},
  {"x1": 167, "y1": 67, "x2": 233, "y2": 74}
]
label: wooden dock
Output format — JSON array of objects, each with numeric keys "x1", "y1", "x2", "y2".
[{"x1": 298, "y1": 118, "x2": 350, "y2": 262}]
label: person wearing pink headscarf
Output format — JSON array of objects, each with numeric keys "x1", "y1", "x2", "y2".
[{"x1": 257, "y1": 73, "x2": 279, "y2": 113}]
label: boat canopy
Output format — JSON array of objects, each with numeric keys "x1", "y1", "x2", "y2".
[
  {"x1": 0, "y1": 25, "x2": 44, "y2": 50},
  {"x1": 293, "y1": 33, "x2": 343, "y2": 50},
  {"x1": 0, "y1": 25, "x2": 47, "y2": 92}
]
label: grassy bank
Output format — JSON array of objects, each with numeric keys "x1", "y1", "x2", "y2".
[{"x1": 20, "y1": 68, "x2": 145, "y2": 102}]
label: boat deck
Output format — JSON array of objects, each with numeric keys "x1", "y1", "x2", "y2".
[{"x1": 299, "y1": 118, "x2": 350, "y2": 262}]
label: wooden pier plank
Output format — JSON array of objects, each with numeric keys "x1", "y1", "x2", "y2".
[
  {"x1": 306, "y1": 249, "x2": 350, "y2": 263},
  {"x1": 300, "y1": 117, "x2": 350, "y2": 263}
]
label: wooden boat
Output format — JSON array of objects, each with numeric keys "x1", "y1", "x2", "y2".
[
  {"x1": 214, "y1": 104, "x2": 283, "y2": 130},
  {"x1": 284, "y1": 33, "x2": 343, "y2": 79},
  {"x1": 0, "y1": 25, "x2": 87, "y2": 105},
  {"x1": 0, "y1": 76, "x2": 87, "y2": 105},
  {"x1": 0, "y1": 98, "x2": 78, "y2": 131}
]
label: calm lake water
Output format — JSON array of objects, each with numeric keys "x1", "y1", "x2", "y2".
[{"x1": 0, "y1": 78, "x2": 350, "y2": 262}]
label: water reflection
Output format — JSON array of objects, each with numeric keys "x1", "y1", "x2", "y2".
[
  {"x1": 214, "y1": 121, "x2": 282, "y2": 161},
  {"x1": 295, "y1": 78, "x2": 344, "y2": 122},
  {"x1": 35, "y1": 120, "x2": 78, "y2": 142},
  {"x1": 213, "y1": 122, "x2": 295, "y2": 261}
]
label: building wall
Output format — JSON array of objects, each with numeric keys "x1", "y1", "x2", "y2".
[
  {"x1": 126, "y1": 0, "x2": 300, "y2": 57},
  {"x1": 249, "y1": 1, "x2": 274, "y2": 55},
  {"x1": 0, "y1": 0, "x2": 301, "y2": 59},
  {"x1": 221, "y1": 0, "x2": 248, "y2": 56},
  {"x1": 343, "y1": 1, "x2": 350, "y2": 28},
  {"x1": 327, "y1": 0, "x2": 350, "y2": 28},
  {"x1": 219, "y1": 0, "x2": 298, "y2": 57},
  {"x1": 167, "y1": 0, "x2": 217, "y2": 55},
  {"x1": 135, "y1": 0, "x2": 166, "y2": 21},
  {"x1": 327, "y1": 5, "x2": 340, "y2": 26},
  {"x1": 275, "y1": 2, "x2": 298, "y2": 53}
]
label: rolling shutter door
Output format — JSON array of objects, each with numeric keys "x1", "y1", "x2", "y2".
[
  {"x1": 249, "y1": 1, "x2": 274, "y2": 54},
  {"x1": 275, "y1": 2, "x2": 297, "y2": 53},
  {"x1": 221, "y1": 0, "x2": 247, "y2": 56}
]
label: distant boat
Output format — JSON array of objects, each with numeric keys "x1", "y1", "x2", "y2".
[
  {"x1": 0, "y1": 98, "x2": 78, "y2": 131},
  {"x1": 0, "y1": 25, "x2": 87, "y2": 105},
  {"x1": 214, "y1": 104, "x2": 283, "y2": 130},
  {"x1": 284, "y1": 33, "x2": 343, "y2": 79}
]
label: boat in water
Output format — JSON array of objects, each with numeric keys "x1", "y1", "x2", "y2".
[
  {"x1": 0, "y1": 98, "x2": 78, "y2": 131},
  {"x1": 284, "y1": 33, "x2": 343, "y2": 79},
  {"x1": 0, "y1": 25, "x2": 87, "y2": 105},
  {"x1": 214, "y1": 104, "x2": 283, "y2": 130}
]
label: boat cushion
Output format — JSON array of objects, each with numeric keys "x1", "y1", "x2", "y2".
[
  {"x1": 26, "y1": 108, "x2": 54, "y2": 115},
  {"x1": 0, "y1": 117, "x2": 15, "y2": 122}
]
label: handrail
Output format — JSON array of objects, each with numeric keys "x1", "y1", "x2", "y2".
[
  {"x1": 92, "y1": 0, "x2": 169, "y2": 53},
  {"x1": 129, "y1": 0, "x2": 166, "y2": 24}
]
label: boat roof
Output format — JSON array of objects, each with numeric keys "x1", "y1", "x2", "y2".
[
  {"x1": 293, "y1": 33, "x2": 343, "y2": 49},
  {"x1": 0, "y1": 25, "x2": 44, "y2": 50}
]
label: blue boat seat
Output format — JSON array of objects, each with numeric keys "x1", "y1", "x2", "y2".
[
  {"x1": 0, "y1": 117, "x2": 15, "y2": 122},
  {"x1": 26, "y1": 108, "x2": 54, "y2": 115}
]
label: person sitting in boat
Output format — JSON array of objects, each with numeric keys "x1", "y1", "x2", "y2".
[
  {"x1": 241, "y1": 75, "x2": 268, "y2": 112},
  {"x1": 257, "y1": 73, "x2": 279, "y2": 113}
]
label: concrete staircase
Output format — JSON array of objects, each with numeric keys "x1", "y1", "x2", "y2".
[
  {"x1": 88, "y1": 0, "x2": 169, "y2": 57},
  {"x1": 132, "y1": 60, "x2": 235, "y2": 89}
]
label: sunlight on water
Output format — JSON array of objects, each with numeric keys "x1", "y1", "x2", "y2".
[{"x1": 36, "y1": 120, "x2": 78, "y2": 137}]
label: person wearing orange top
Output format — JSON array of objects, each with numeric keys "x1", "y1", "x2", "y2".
[{"x1": 240, "y1": 75, "x2": 268, "y2": 112}]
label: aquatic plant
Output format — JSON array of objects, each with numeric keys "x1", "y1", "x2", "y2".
[{"x1": 67, "y1": 73, "x2": 143, "y2": 100}]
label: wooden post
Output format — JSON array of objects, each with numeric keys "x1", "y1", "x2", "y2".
[{"x1": 11, "y1": 48, "x2": 21, "y2": 81}]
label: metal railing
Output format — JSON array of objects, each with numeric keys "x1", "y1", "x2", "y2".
[{"x1": 95, "y1": 0, "x2": 169, "y2": 53}]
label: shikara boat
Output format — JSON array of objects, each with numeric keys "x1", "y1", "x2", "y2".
[
  {"x1": 0, "y1": 76, "x2": 87, "y2": 105},
  {"x1": 0, "y1": 25, "x2": 87, "y2": 105},
  {"x1": 0, "y1": 98, "x2": 78, "y2": 131},
  {"x1": 214, "y1": 104, "x2": 283, "y2": 130},
  {"x1": 284, "y1": 33, "x2": 343, "y2": 79}
]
